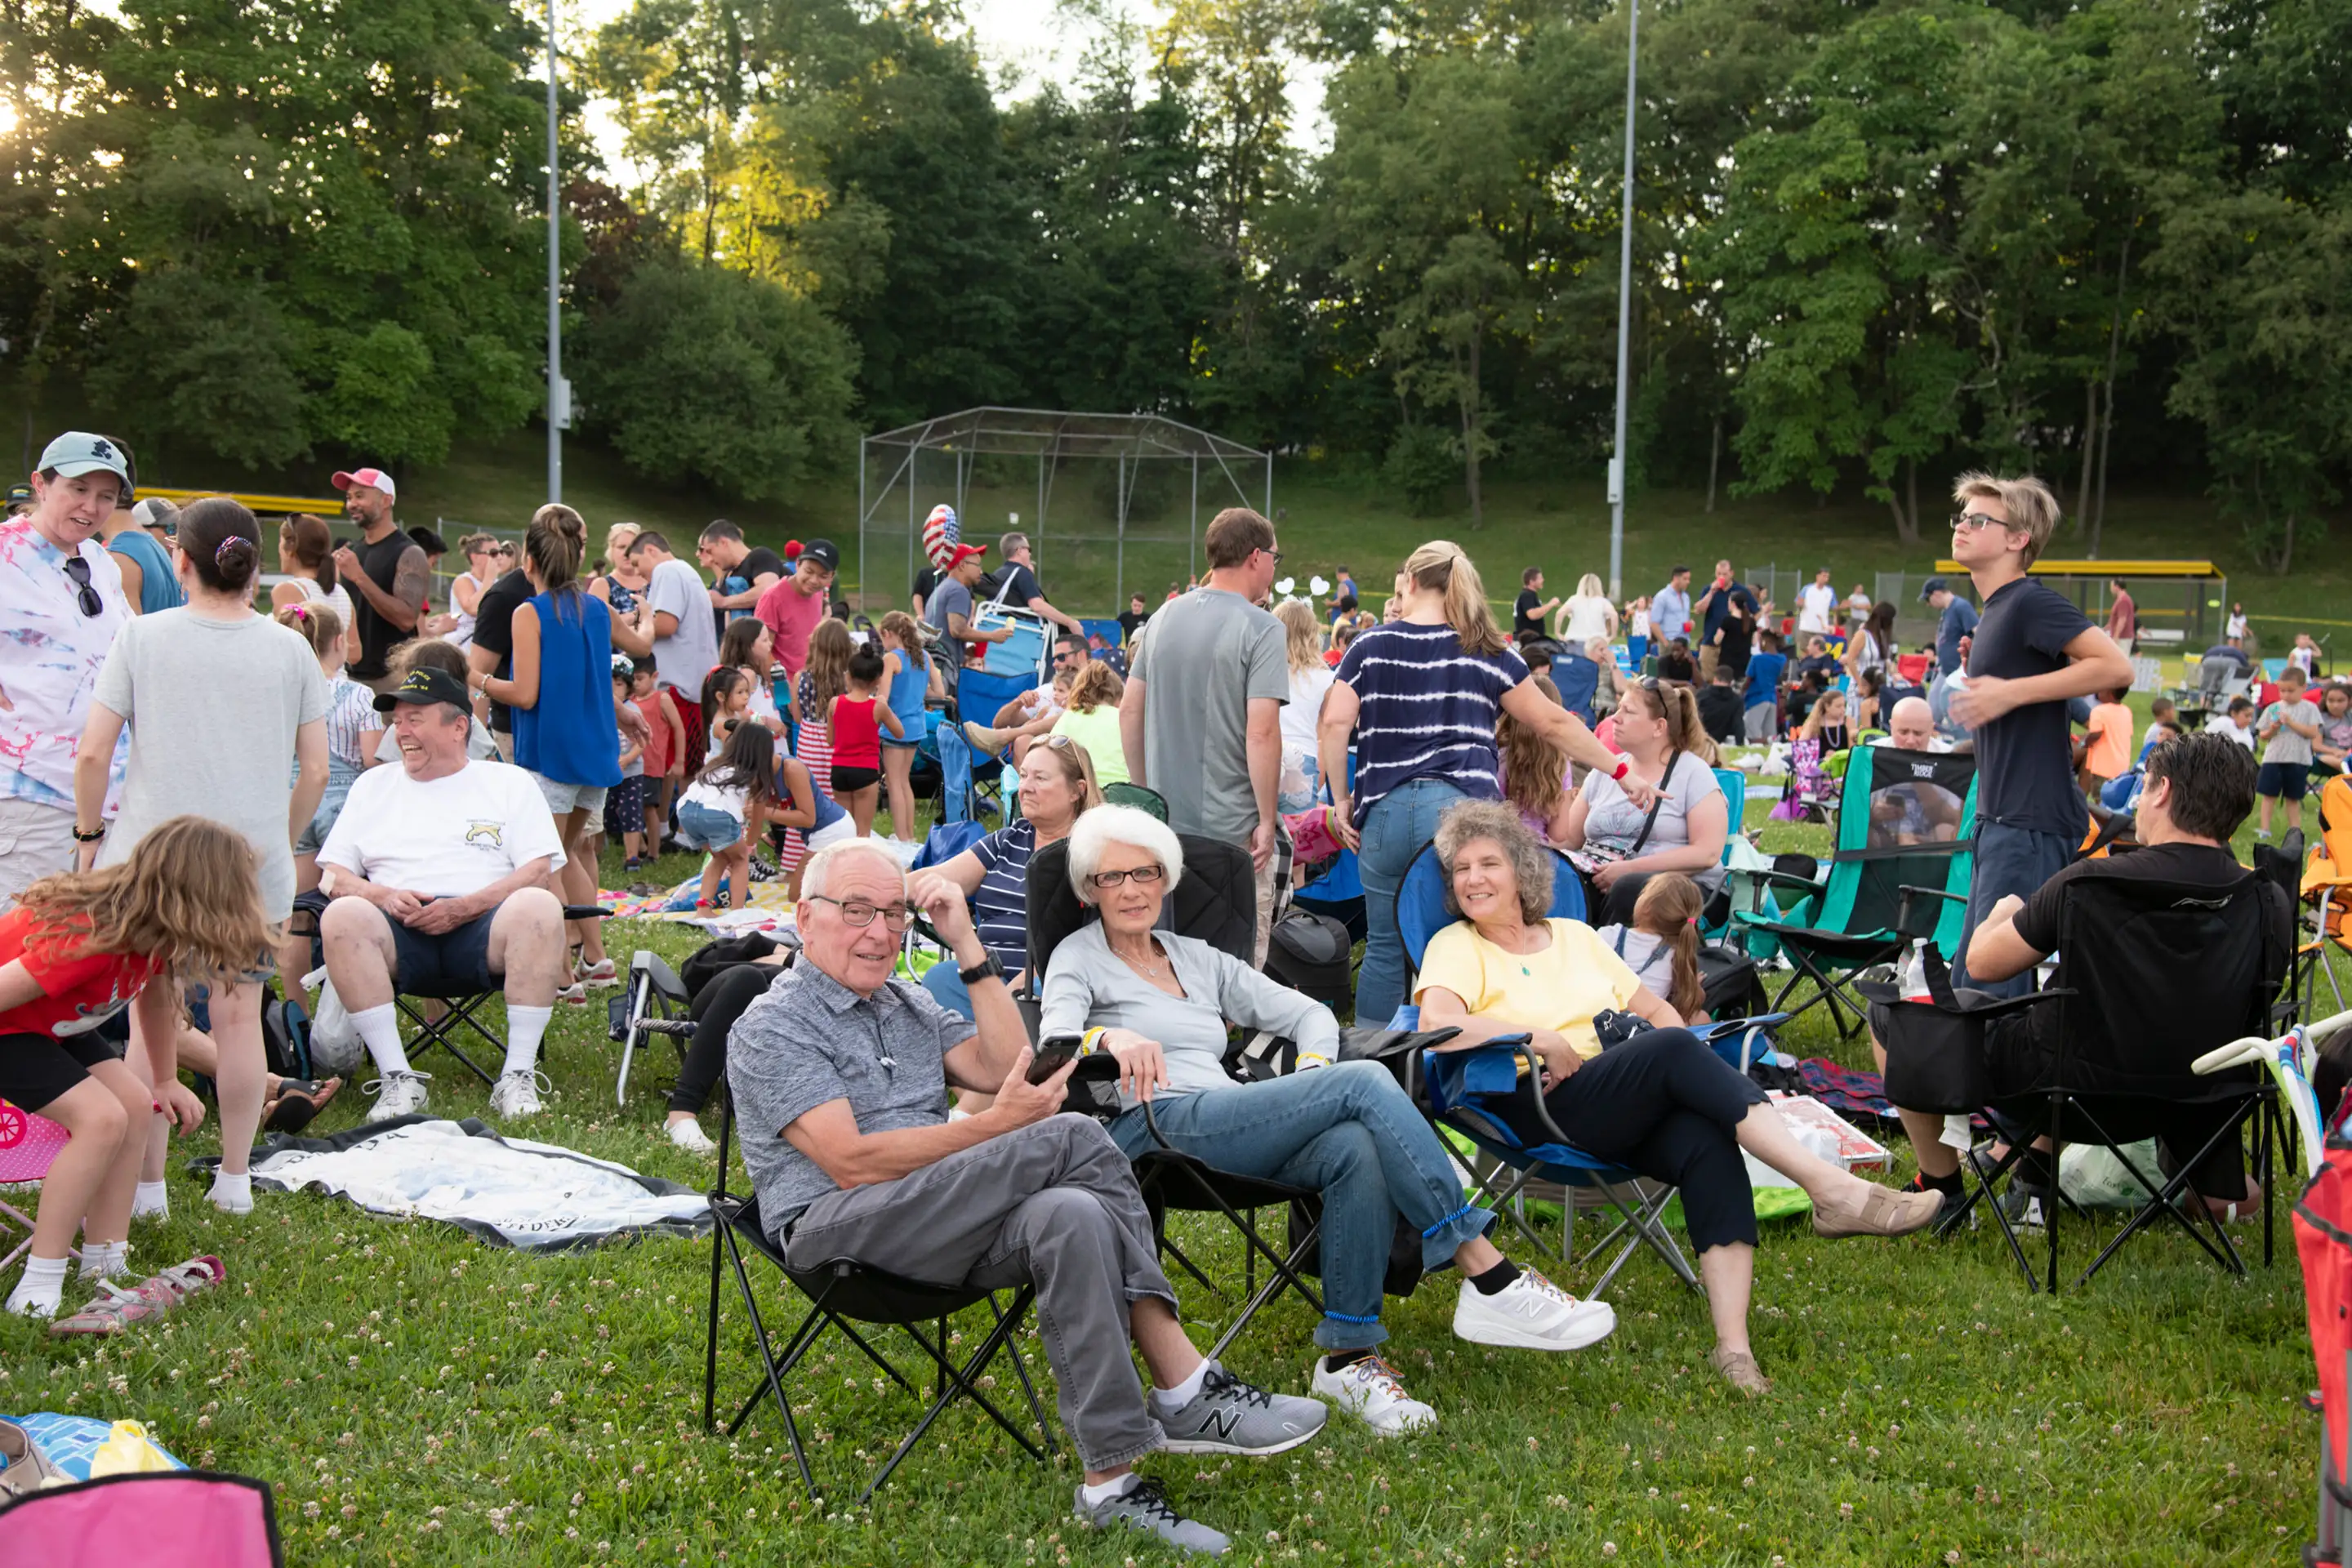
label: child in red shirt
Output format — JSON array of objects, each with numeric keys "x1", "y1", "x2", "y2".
[
  {"x1": 2, "y1": 817, "x2": 269, "y2": 1319},
  {"x1": 827, "y1": 646, "x2": 904, "y2": 838}
]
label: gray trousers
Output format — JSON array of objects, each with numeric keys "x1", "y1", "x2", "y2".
[{"x1": 782, "y1": 1114, "x2": 1177, "y2": 1470}]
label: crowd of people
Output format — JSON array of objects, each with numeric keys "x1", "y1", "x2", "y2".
[{"x1": 0, "y1": 440, "x2": 2327, "y2": 1553}]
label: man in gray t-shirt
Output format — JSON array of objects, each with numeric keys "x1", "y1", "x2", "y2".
[{"x1": 724, "y1": 841, "x2": 1325, "y2": 1550}]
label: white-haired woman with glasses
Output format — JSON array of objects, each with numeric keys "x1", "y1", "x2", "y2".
[
  {"x1": 1039, "y1": 804, "x2": 1616, "y2": 1437},
  {"x1": 1413, "y1": 800, "x2": 1941, "y2": 1394}
]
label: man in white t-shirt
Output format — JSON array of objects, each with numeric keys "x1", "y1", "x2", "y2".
[
  {"x1": 1797, "y1": 568, "x2": 1838, "y2": 635},
  {"x1": 318, "y1": 669, "x2": 568, "y2": 1124}
]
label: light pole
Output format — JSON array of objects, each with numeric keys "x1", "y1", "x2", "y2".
[
  {"x1": 1606, "y1": 0, "x2": 1640, "y2": 601},
  {"x1": 546, "y1": 0, "x2": 565, "y2": 505}
]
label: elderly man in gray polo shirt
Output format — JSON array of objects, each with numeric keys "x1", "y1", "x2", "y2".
[{"x1": 726, "y1": 840, "x2": 1325, "y2": 1556}]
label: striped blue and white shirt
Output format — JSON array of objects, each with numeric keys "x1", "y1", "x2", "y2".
[{"x1": 1334, "y1": 622, "x2": 1529, "y2": 827}]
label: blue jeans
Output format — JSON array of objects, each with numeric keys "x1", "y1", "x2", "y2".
[
  {"x1": 1954, "y1": 821, "x2": 2074, "y2": 997},
  {"x1": 675, "y1": 801, "x2": 742, "y2": 853},
  {"x1": 921, "y1": 958, "x2": 973, "y2": 1019},
  {"x1": 1108, "y1": 1062, "x2": 1493, "y2": 1350},
  {"x1": 1355, "y1": 777, "x2": 1467, "y2": 1026}
]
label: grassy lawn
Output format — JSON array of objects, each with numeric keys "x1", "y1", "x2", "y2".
[{"x1": 4, "y1": 783, "x2": 2333, "y2": 1566}]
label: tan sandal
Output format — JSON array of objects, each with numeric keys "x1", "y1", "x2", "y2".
[
  {"x1": 1709, "y1": 1347, "x2": 1771, "y2": 1396},
  {"x1": 0, "y1": 1418, "x2": 71, "y2": 1494},
  {"x1": 1812, "y1": 1182, "x2": 1943, "y2": 1240}
]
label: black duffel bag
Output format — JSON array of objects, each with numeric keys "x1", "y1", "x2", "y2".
[
  {"x1": 1264, "y1": 909, "x2": 1356, "y2": 1009},
  {"x1": 1855, "y1": 947, "x2": 2063, "y2": 1115}
]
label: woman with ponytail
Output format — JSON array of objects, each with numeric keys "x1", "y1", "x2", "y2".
[
  {"x1": 271, "y1": 513, "x2": 358, "y2": 664},
  {"x1": 1557, "y1": 675, "x2": 1730, "y2": 926},
  {"x1": 1321, "y1": 540, "x2": 1652, "y2": 1025},
  {"x1": 73, "y1": 497, "x2": 329, "y2": 1217}
]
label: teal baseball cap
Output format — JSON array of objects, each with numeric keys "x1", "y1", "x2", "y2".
[{"x1": 35, "y1": 431, "x2": 135, "y2": 501}]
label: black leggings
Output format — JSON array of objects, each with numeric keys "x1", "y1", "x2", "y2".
[
  {"x1": 1494, "y1": 1026, "x2": 1768, "y2": 1253},
  {"x1": 668, "y1": 963, "x2": 781, "y2": 1116}
]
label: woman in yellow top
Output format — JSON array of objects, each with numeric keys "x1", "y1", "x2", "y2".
[
  {"x1": 1049, "y1": 659, "x2": 1130, "y2": 787},
  {"x1": 1412, "y1": 800, "x2": 1941, "y2": 1393}
]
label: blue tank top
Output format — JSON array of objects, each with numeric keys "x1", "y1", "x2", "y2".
[
  {"x1": 886, "y1": 645, "x2": 928, "y2": 735},
  {"x1": 109, "y1": 530, "x2": 185, "y2": 614},
  {"x1": 800, "y1": 767, "x2": 847, "y2": 832},
  {"x1": 514, "y1": 590, "x2": 623, "y2": 787}
]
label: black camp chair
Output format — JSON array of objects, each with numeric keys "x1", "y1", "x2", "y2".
[
  {"x1": 290, "y1": 889, "x2": 608, "y2": 1087},
  {"x1": 1024, "y1": 832, "x2": 1326, "y2": 1359},
  {"x1": 700, "y1": 1091, "x2": 1055, "y2": 1504},
  {"x1": 1874, "y1": 869, "x2": 2292, "y2": 1294}
]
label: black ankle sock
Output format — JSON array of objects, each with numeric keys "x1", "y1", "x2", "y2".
[
  {"x1": 2016, "y1": 1149, "x2": 2056, "y2": 1192},
  {"x1": 1322, "y1": 1347, "x2": 1378, "y2": 1373},
  {"x1": 1469, "y1": 1258, "x2": 1521, "y2": 1297},
  {"x1": 1916, "y1": 1167, "x2": 1964, "y2": 1196}
]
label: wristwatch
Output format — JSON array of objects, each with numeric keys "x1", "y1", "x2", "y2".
[{"x1": 959, "y1": 951, "x2": 1004, "y2": 986}]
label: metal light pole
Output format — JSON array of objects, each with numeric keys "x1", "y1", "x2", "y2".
[
  {"x1": 1606, "y1": 0, "x2": 1640, "y2": 601},
  {"x1": 546, "y1": 0, "x2": 565, "y2": 505}
]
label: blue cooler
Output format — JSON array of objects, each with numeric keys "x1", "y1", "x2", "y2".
[{"x1": 975, "y1": 606, "x2": 1048, "y2": 676}]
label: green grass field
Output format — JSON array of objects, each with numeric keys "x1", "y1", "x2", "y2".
[{"x1": 4, "y1": 770, "x2": 2338, "y2": 1566}]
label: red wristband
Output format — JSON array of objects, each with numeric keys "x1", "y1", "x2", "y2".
[{"x1": 1610, "y1": 756, "x2": 1632, "y2": 781}]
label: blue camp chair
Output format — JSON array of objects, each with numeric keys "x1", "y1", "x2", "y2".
[
  {"x1": 949, "y1": 665, "x2": 1038, "y2": 822},
  {"x1": 1548, "y1": 653, "x2": 1600, "y2": 727},
  {"x1": 1390, "y1": 841, "x2": 1701, "y2": 1297}
]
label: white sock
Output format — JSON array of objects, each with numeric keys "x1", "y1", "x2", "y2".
[
  {"x1": 131, "y1": 1180, "x2": 170, "y2": 1219},
  {"x1": 504, "y1": 1005, "x2": 553, "y2": 1078},
  {"x1": 6, "y1": 1254, "x2": 69, "y2": 1316},
  {"x1": 1150, "y1": 1358, "x2": 1213, "y2": 1415},
  {"x1": 78, "y1": 1241, "x2": 129, "y2": 1280},
  {"x1": 1080, "y1": 1472, "x2": 1138, "y2": 1508},
  {"x1": 352, "y1": 1004, "x2": 411, "y2": 1077},
  {"x1": 207, "y1": 1170, "x2": 253, "y2": 1214}
]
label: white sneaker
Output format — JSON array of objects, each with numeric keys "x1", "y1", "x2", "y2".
[
  {"x1": 489, "y1": 1070, "x2": 549, "y2": 1120},
  {"x1": 666, "y1": 1116, "x2": 717, "y2": 1154},
  {"x1": 1312, "y1": 1353, "x2": 1437, "y2": 1435},
  {"x1": 1453, "y1": 1269, "x2": 1617, "y2": 1352},
  {"x1": 363, "y1": 1070, "x2": 432, "y2": 1123}
]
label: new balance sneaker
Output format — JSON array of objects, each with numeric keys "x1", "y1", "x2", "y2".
[
  {"x1": 1453, "y1": 1271, "x2": 1617, "y2": 1352},
  {"x1": 1074, "y1": 1477, "x2": 1229, "y2": 1557},
  {"x1": 1156, "y1": 1365, "x2": 1328, "y2": 1455},
  {"x1": 1312, "y1": 1353, "x2": 1437, "y2": 1435},
  {"x1": 489, "y1": 1070, "x2": 549, "y2": 1120},
  {"x1": 363, "y1": 1070, "x2": 431, "y2": 1123}
]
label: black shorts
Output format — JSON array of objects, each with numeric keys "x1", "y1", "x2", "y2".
[
  {"x1": 390, "y1": 910, "x2": 499, "y2": 996},
  {"x1": 2256, "y1": 762, "x2": 2308, "y2": 801},
  {"x1": 0, "y1": 1027, "x2": 128, "y2": 1115},
  {"x1": 832, "y1": 764, "x2": 880, "y2": 794}
]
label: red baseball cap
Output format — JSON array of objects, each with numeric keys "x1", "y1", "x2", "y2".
[
  {"x1": 945, "y1": 542, "x2": 988, "y2": 569},
  {"x1": 332, "y1": 466, "x2": 397, "y2": 501}
]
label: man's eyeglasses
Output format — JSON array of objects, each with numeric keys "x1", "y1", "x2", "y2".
[
  {"x1": 1950, "y1": 511, "x2": 2007, "y2": 532},
  {"x1": 60, "y1": 557, "x2": 103, "y2": 619},
  {"x1": 1087, "y1": 865, "x2": 1168, "y2": 890},
  {"x1": 806, "y1": 895, "x2": 915, "y2": 930},
  {"x1": 1258, "y1": 546, "x2": 1284, "y2": 564}
]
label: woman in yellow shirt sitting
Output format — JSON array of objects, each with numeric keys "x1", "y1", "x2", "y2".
[
  {"x1": 1049, "y1": 659, "x2": 1130, "y2": 788},
  {"x1": 1412, "y1": 800, "x2": 1941, "y2": 1393}
]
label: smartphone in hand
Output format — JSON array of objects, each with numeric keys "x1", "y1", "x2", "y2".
[{"x1": 1027, "y1": 1035, "x2": 1085, "y2": 1084}]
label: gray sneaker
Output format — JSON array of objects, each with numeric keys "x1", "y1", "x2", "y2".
[
  {"x1": 1074, "y1": 1477, "x2": 1229, "y2": 1557},
  {"x1": 363, "y1": 1070, "x2": 431, "y2": 1123},
  {"x1": 1156, "y1": 1364, "x2": 1328, "y2": 1456}
]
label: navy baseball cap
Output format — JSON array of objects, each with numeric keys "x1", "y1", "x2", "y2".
[
  {"x1": 1918, "y1": 576, "x2": 1949, "y2": 602},
  {"x1": 35, "y1": 431, "x2": 134, "y2": 501},
  {"x1": 372, "y1": 666, "x2": 472, "y2": 714}
]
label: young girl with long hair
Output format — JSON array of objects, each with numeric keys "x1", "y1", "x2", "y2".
[
  {"x1": 270, "y1": 513, "x2": 358, "y2": 665},
  {"x1": 786, "y1": 619, "x2": 855, "y2": 860},
  {"x1": 1274, "y1": 598, "x2": 1334, "y2": 812},
  {"x1": 702, "y1": 666, "x2": 752, "y2": 758},
  {"x1": 2, "y1": 817, "x2": 268, "y2": 1316},
  {"x1": 676, "y1": 723, "x2": 777, "y2": 911},
  {"x1": 1499, "y1": 672, "x2": 1576, "y2": 842},
  {"x1": 718, "y1": 617, "x2": 784, "y2": 735},
  {"x1": 877, "y1": 612, "x2": 937, "y2": 840},
  {"x1": 76, "y1": 498, "x2": 326, "y2": 1218},
  {"x1": 829, "y1": 645, "x2": 902, "y2": 837},
  {"x1": 1595, "y1": 871, "x2": 1709, "y2": 1023}
]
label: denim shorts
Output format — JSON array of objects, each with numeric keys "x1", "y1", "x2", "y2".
[
  {"x1": 296, "y1": 764, "x2": 362, "y2": 856},
  {"x1": 675, "y1": 801, "x2": 744, "y2": 853}
]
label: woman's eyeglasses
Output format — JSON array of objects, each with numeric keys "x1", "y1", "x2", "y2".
[
  {"x1": 60, "y1": 557, "x2": 103, "y2": 618},
  {"x1": 806, "y1": 895, "x2": 915, "y2": 929},
  {"x1": 1087, "y1": 866, "x2": 1167, "y2": 890}
]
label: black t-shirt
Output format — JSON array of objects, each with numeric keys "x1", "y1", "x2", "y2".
[
  {"x1": 2012, "y1": 842, "x2": 2270, "y2": 955},
  {"x1": 1117, "y1": 608, "x2": 1149, "y2": 644},
  {"x1": 1967, "y1": 577, "x2": 2094, "y2": 839},
  {"x1": 1717, "y1": 605, "x2": 1754, "y2": 675},
  {"x1": 1657, "y1": 648, "x2": 1695, "y2": 683},
  {"x1": 987, "y1": 560, "x2": 1044, "y2": 608},
  {"x1": 470, "y1": 568, "x2": 532, "y2": 734},
  {"x1": 1700, "y1": 581, "x2": 1757, "y2": 644},
  {"x1": 1513, "y1": 589, "x2": 1546, "y2": 641},
  {"x1": 713, "y1": 546, "x2": 786, "y2": 636},
  {"x1": 912, "y1": 565, "x2": 942, "y2": 610},
  {"x1": 348, "y1": 528, "x2": 420, "y2": 679},
  {"x1": 1696, "y1": 683, "x2": 1746, "y2": 743}
]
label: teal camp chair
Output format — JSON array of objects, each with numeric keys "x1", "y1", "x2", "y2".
[
  {"x1": 1713, "y1": 765, "x2": 1751, "y2": 858},
  {"x1": 1731, "y1": 746, "x2": 1979, "y2": 1040}
]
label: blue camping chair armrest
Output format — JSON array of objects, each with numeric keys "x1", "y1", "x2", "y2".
[{"x1": 1414, "y1": 1033, "x2": 1569, "y2": 1147}]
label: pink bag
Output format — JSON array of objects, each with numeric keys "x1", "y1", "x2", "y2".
[
  {"x1": 1285, "y1": 804, "x2": 1344, "y2": 864},
  {"x1": 0, "y1": 1471, "x2": 282, "y2": 1565}
]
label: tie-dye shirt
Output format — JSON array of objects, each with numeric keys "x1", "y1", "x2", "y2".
[{"x1": 0, "y1": 517, "x2": 131, "y2": 811}]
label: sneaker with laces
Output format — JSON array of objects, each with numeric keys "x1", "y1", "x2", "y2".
[
  {"x1": 1998, "y1": 1183, "x2": 2050, "y2": 1229},
  {"x1": 1312, "y1": 1353, "x2": 1437, "y2": 1435},
  {"x1": 489, "y1": 1070, "x2": 549, "y2": 1120},
  {"x1": 1073, "y1": 1477, "x2": 1229, "y2": 1557},
  {"x1": 363, "y1": 1070, "x2": 432, "y2": 1123},
  {"x1": 575, "y1": 958, "x2": 620, "y2": 989},
  {"x1": 1156, "y1": 1365, "x2": 1329, "y2": 1455},
  {"x1": 1453, "y1": 1270, "x2": 1617, "y2": 1352},
  {"x1": 666, "y1": 1116, "x2": 718, "y2": 1154}
]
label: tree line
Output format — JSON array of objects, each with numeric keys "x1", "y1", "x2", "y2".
[{"x1": 2, "y1": 0, "x2": 2344, "y2": 567}]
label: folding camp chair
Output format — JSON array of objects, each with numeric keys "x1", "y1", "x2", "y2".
[
  {"x1": 290, "y1": 889, "x2": 609, "y2": 1088},
  {"x1": 700, "y1": 1095, "x2": 1054, "y2": 1504},
  {"x1": 610, "y1": 950, "x2": 692, "y2": 1106},
  {"x1": 1100, "y1": 782, "x2": 1168, "y2": 820},
  {"x1": 2297, "y1": 773, "x2": 2352, "y2": 1018},
  {"x1": 1731, "y1": 745, "x2": 1977, "y2": 1040},
  {"x1": 1022, "y1": 832, "x2": 1326, "y2": 1358},
  {"x1": 1909, "y1": 871, "x2": 2293, "y2": 1294},
  {"x1": 1390, "y1": 840, "x2": 1702, "y2": 1295},
  {"x1": 0, "y1": 1095, "x2": 73, "y2": 1273},
  {"x1": 948, "y1": 665, "x2": 1039, "y2": 822}
]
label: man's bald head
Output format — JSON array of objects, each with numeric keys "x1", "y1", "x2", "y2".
[{"x1": 1888, "y1": 697, "x2": 1936, "y2": 751}]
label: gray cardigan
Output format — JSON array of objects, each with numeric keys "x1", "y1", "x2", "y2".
[{"x1": 1039, "y1": 920, "x2": 1341, "y2": 1105}]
